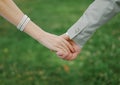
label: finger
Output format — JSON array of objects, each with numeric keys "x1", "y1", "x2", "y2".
[
  {"x1": 68, "y1": 47, "x2": 80, "y2": 60},
  {"x1": 62, "y1": 38, "x2": 75, "y2": 53},
  {"x1": 67, "y1": 42, "x2": 81, "y2": 60},
  {"x1": 60, "y1": 39, "x2": 71, "y2": 52},
  {"x1": 61, "y1": 34, "x2": 75, "y2": 53},
  {"x1": 56, "y1": 48, "x2": 68, "y2": 59},
  {"x1": 71, "y1": 41, "x2": 81, "y2": 51},
  {"x1": 57, "y1": 51, "x2": 69, "y2": 59},
  {"x1": 63, "y1": 52, "x2": 73, "y2": 61},
  {"x1": 70, "y1": 51, "x2": 80, "y2": 60},
  {"x1": 57, "y1": 39, "x2": 77, "y2": 61},
  {"x1": 56, "y1": 51, "x2": 64, "y2": 58}
]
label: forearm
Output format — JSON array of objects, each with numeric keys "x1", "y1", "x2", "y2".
[
  {"x1": 0, "y1": 0, "x2": 24, "y2": 26},
  {"x1": 24, "y1": 21, "x2": 46, "y2": 41},
  {"x1": 0, "y1": 0, "x2": 45, "y2": 41},
  {"x1": 67, "y1": 0, "x2": 120, "y2": 48}
]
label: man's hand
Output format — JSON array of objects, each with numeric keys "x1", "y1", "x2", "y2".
[{"x1": 57, "y1": 34, "x2": 81, "y2": 61}]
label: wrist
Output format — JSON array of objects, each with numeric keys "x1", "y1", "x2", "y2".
[{"x1": 23, "y1": 21, "x2": 46, "y2": 42}]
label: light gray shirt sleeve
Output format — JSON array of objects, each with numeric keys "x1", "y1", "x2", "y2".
[{"x1": 67, "y1": 0, "x2": 120, "y2": 48}]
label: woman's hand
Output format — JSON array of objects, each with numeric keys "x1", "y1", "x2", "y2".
[{"x1": 38, "y1": 32, "x2": 75, "y2": 59}]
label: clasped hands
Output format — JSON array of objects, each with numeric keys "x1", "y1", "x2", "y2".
[{"x1": 39, "y1": 32, "x2": 81, "y2": 61}]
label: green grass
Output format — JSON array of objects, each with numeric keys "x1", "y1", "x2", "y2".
[{"x1": 0, "y1": 0, "x2": 120, "y2": 85}]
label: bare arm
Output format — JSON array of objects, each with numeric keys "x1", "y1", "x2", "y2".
[{"x1": 0, "y1": 0, "x2": 75, "y2": 60}]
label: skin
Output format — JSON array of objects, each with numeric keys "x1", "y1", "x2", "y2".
[
  {"x1": 60, "y1": 34, "x2": 81, "y2": 60},
  {"x1": 0, "y1": 0, "x2": 80, "y2": 60}
]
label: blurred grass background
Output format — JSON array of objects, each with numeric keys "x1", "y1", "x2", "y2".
[{"x1": 0, "y1": 0, "x2": 120, "y2": 85}]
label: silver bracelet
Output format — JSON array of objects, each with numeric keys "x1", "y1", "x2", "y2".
[
  {"x1": 17, "y1": 15, "x2": 30, "y2": 31},
  {"x1": 20, "y1": 17, "x2": 30, "y2": 31}
]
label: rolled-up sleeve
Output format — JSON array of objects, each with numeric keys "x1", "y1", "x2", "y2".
[{"x1": 67, "y1": 0, "x2": 120, "y2": 48}]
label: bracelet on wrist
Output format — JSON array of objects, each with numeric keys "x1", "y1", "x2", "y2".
[{"x1": 17, "y1": 15, "x2": 30, "y2": 31}]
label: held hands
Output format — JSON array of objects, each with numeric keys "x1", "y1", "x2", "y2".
[
  {"x1": 39, "y1": 32, "x2": 81, "y2": 61},
  {"x1": 59, "y1": 34, "x2": 81, "y2": 60}
]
